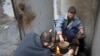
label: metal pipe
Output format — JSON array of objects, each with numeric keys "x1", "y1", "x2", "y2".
[{"x1": 11, "y1": 0, "x2": 25, "y2": 40}]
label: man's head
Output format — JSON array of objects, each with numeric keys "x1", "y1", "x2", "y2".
[
  {"x1": 40, "y1": 31, "x2": 53, "y2": 47},
  {"x1": 67, "y1": 6, "x2": 76, "y2": 20}
]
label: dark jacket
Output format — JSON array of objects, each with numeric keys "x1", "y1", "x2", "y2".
[{"x1": 14, "y1": 32, "x2": 51, "y2": 56}]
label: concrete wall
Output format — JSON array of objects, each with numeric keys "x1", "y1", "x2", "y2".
[
  {"x1": 0, "y1": 0, "x2": 20, "y2": 56},
  {"x1": 14, "y1": 0, "x2": 54, "y2": 35},
  {"x1": 91, "y1": 1, "x2": 100, "y2": 56},
  {"x1": 55, "y1": 0, "x2": 98, "y2": 47}
]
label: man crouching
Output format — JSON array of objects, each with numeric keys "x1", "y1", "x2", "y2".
[{"x1": 14, "y1": 31, "x2": 53, "y2": 56}]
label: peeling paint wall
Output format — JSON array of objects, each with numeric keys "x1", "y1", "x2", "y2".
[{"x1": 14, "y1": 0, "x2": 54, "y2": 35}]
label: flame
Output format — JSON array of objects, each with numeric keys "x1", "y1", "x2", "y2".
[
  {"x1": 55, "y1": 46, "x2": 63, "y2": 56},
  {"x1": 56, "y1": 46, "x2": 60, "y2": 54}
]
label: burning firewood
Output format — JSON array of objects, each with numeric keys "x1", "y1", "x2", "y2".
[{"x1": 55, "y1": 46, "x2": 63, "y2": 56}]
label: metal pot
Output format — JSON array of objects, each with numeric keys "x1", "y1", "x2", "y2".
[{"x1": 58, "y1": 41, "x2": 70, "y2": 54}]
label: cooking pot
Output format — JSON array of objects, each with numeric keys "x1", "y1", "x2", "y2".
[{"x1": 58, "y1": 41, "x2": 70, "y2": 54}]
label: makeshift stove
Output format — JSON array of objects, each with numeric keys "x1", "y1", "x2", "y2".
[
  {"x1": 51, "y1": 46, "x2": 63, "y2": 56},
  {"x1": 51, "y1": 41, "x2": 70, "y2": 56}
]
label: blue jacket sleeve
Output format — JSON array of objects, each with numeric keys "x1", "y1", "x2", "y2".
[
  {"x1": 55, "y1": 13, "x2": 65, "y2": 32},
  {"x1": 75, "y1": 17, "x2": 83, "y2": 29},
  {"x1": 77, "y1": 20, "x2": 83, "y2": 29}
]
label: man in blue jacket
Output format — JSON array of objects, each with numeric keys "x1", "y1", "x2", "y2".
[
  {"x1": 55, "y1": 6, "x2": 85, "y2": 55},
  {"x1": 55, "y1": 6, "x2": 84, "y2": 42},
  {"x1": 14, "y1": 31, "x2": 53, "y2": 56}
]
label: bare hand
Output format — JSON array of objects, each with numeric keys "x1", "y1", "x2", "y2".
[{"x1": 59, "y1": 35, "x2": 64, "y2": 43}]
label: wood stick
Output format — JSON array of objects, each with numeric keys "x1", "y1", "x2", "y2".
[{"x1": 74, "y1": 46, "x2": 79, "y2": 55}]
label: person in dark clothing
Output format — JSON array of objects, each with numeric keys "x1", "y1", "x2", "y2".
[{"x1": 14, "y1": 31, "x2": 54, "y2": 56}]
